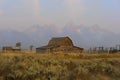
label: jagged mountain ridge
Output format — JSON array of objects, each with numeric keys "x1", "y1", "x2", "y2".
[{"x1": 0, "y1": 25, "x2": 119, "y2": 49}]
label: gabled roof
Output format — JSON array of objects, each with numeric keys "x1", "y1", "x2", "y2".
[{"x1": 48, "y1": 36, "x2": 73, "y2": 46}]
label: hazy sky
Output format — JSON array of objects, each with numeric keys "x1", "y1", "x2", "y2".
[{"x1": 0, "y1": 0, "x2": 120, "y2": 33}]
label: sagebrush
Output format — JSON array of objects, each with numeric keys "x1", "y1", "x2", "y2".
[{"x1": 0, "y1": 53, "x2": 120, "y2": 80}]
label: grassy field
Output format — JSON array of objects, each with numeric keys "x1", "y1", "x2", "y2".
[{"x1": 0, "y1": 52, "x2": 120, "y2": 80}]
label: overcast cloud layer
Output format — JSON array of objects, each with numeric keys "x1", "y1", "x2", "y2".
[{"x1": 0, "y1": 0, "x2": 120, "y2": 32}]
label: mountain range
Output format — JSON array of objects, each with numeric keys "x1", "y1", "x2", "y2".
[{"x1": 0, "y1": 24, "x2": 120, "y2": 49}]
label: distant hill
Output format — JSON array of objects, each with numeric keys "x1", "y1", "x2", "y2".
[{"x1": 0, "y1": 24, "x2": 120, "y2": 49}]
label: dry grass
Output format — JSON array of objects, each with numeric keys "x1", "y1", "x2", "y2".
[{"x1": 0, "y1": 52, "x2": 120, "y2": 80}]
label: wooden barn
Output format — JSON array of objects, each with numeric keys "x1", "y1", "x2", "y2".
[{"x1": 36, "y1": 37, "x2": 84, "y2": 53}]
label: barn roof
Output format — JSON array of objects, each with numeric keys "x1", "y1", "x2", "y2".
[{"x1": 48, "y1": 36, "x2": 73, "y2": 46}]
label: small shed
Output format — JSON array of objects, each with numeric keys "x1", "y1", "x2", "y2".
[
  {"x1": 2, "y1": 42, "x2": 21, "y2": 53},
  {"x1": 2, "y1": 46, "x2": 21, "y2": 53},
  {"x1": 36, "y1": 37, "x2": 84, "y2": 53}
]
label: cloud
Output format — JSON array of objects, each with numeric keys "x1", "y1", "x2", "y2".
[
  {"x1": 0, "y1": 10, "x2": 3, "y2": 15},
  {"x1": 19, "y1": 0, "x2": 41, "y2": 17},
  {"x1": 33, "y1": 0, "x2": 41, "y2": 16},
  {"x1": 0, "y1": 0, "x2": 42, "y2": 17},
  {"x1": 0, "y1": 0, "x2": 120, "y2": 33},
  {"x1": 0, "y1": 0, "x2": 5, "y2": 5},
  {"x1": 64, "y1": 0, "x2": 84, "y2": 20},
  {"x1": 0, "y1": 0, "x2": 44, "y2": 30},
  {"x1": 0, "y1": 0, "x2": 5, "y2": 16}
]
